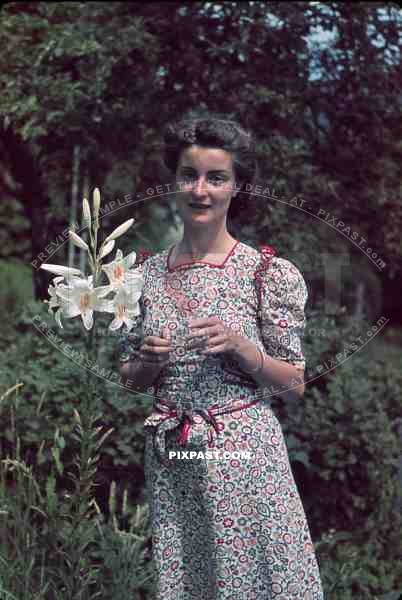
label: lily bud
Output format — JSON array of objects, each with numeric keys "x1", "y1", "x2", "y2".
[
  {"x1": 104, "y1": 218, "x2": 135, "y2": 243},
  {"x1": 93, "y1": 188, "x2": 101, "y2": 219},
  {"x1": 82, "y1": 197, "x2": 91, "y2": 224},
  {"x1": 68, "y1": 230, "x2": 89, "y2": 251},
  {"x1": 99, "y1": 239, "x2": 115, "y2": 259}
]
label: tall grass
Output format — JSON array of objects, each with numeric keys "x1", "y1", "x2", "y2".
[{"x1": 0, "y1": 383, "x2": 154, "y2": 600}]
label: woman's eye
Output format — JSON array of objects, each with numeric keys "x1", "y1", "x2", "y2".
[
  {"x1": 182, "y1": 174, "x2": 196, "y2": 183},
  {"x1": 181, "y1": 174, "x2": 227, "y2": 186},
  {"x1": 208, "y1": 176, "x2": 226, "y2": 185}
]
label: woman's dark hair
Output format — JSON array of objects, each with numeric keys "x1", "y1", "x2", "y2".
[{"x1": 162, "y1": 110, "x2": 260, "y2": 230}]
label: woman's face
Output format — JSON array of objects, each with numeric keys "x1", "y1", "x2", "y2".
[{"x1": 174, "y1": 145, "x2": 238, "y2": 228}]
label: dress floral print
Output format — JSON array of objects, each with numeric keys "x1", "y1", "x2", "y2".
[{"x1": 118, "y1": 240, "x2": 324, "y2": 599}]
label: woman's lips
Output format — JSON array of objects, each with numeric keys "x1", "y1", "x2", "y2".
[{"x1": 189, "y1": 203, "x2": 211, "y2": 210}]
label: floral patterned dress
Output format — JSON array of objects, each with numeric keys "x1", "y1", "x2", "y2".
[{"x1": 118, "y1": 240, "x2": 324, "y2": 600}]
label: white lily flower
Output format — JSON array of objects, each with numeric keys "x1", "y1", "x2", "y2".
[
  {"x1": 44, "y1": 275, "x2": 77, "y2": 329},
  {"x1": 104, "y1": 219, "x2": 135, "y2": 244},
  {"x1": 44, "y1": 276, "x2": 65, "y2": 312},
  {"x1": 55, "y1": 277, "x2": 113, "y2": 330},
  {"x1": 101, "y1": 249, "x2": 138, "y2": 286},
  {"x1": 99, "y1": 239, "x2": 115, "y2": 260},
  {"x1": 40, "y1": 264, "x2": 84, "y2": 279},
  {"x1": 99, "y1": 281, "x2": 143, "y2": 331}
]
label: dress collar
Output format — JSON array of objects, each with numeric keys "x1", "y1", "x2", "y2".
[{"x1": 167, "y1": 239, "x2": 240, "y2": 272}]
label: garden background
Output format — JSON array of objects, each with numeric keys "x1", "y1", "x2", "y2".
[{"x1": 0, "y1": 2, "x2": 402, "y2": 598}]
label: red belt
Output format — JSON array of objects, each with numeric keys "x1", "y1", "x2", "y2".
[{"x1": 147, "y1": 397, "x2": 261, "y2": 467}]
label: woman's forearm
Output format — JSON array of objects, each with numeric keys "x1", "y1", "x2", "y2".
[
  {"x1": 230, "y1": 336, "x2": 305, "y2": 402},
  {"x1": 119, "y1": 359, "x2": 164, "y2": 393}
]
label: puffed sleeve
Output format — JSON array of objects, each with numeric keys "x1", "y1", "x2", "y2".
[
  {"x1": 117, "y1": 261, "x2": 146, "y2": 364},
  {"x1": 257, "y1": 256, "x2": 308, "y2": 371}
]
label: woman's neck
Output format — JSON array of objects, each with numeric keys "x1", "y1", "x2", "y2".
[{"x1": 178, "y1": 228, "x2": 236, "y2": 259}]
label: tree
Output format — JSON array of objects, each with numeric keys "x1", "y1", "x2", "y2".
[{"x1": 1, "y1": 2, "x2": 401, "y2": 309}]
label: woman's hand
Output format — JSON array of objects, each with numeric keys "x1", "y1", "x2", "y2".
[
  {"x1": 137, "y1": 326, "x2": 173, "y2": 369},
  {"x1": 187, "y1": 316, "x2": 240, "y2": 356}
]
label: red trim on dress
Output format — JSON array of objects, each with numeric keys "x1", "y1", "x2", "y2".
[
  {"x1": 152, "y1": 397, "x2": 262, "y2": 466},
  {"x1": 254, "y1": 244, "x2": 277, "y2": 306},
  {"x1": 136, "y1": 247, "x2": 155, "y2": 265},
  {"x1": 167, "y1": 239, "x2": 240, "y2": 272}
]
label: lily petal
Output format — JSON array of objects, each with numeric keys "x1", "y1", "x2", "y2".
[
  {"x1": 70, "y1": 278, "x2": 94, "y2": 291},
  {"x1": 55, "y1": 289, "x2": 78, "y2": 303},
  {"x1": 93, "y1": 284, "x2": 114, "y2": 299},
  {"x1": 40, "y1": 264, "x2": 84, "y2": 278},
  {"x1": 52, "y1": 276, "x2": 66, "y2": 285},
  {"x1": 96, "y1": 299, "x2": 117, "y2": 313},
  {"x1": 123, "y1": 250, "x2": 137, "y2": 269},
  {"x1": 109, "y1": 317, "x2": 124, "y2": 331},
  {"x1": 99, "y1": 240, "x2": 115, "y2": 259},
  {"x1": 124, "y1": 274, "x2": 144, "y2": 294},
  {"x1": 81, "y1": 310, "x2": 94, "y2": 331},
  {"x1": 62, "y1": 303, "x2": 82, "y2": 318},
  {"x1": 122, "y1": 317, "x2": 135, "y2": 332}
]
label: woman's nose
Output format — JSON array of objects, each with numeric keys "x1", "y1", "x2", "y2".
[{"x1": 192, "y1": 176, "x2": 209, "y2": 197}]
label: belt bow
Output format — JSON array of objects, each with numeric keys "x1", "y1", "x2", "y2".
[
  {"x1": 144, "y1": 397, "x2": 261, "y2": 467},
  {"x1": 145, "y1": 404, "x2": 221, "y2": 467}
]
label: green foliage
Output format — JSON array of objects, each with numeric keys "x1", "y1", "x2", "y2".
[
  {"x1": 0, "y1": 199, "x2": 30, "y2": 261},
  {"x1": 0, "y1": 383, "x2": 153, "y2": 600},
  {"x1": 1, "y1": 2, "x2": 401, "y2": 281},
  {"x1": 316, "y1": 531, "x2": 402, "y2": 600},
  {"x1": 278, "y1": 310, "x2": 402, "y2": 598},
  {"x1": 94, "y1": 485, "x2": 154, "y2": 597},
  {"x1": 0, "y1": 260, "x2": 33, "y2": 316},
  {"x1": 0, "y1": 300, "x2": 152, "y2": 495},
  {"x1": 0, "y1": 3, "x2": 157, "y2": 144}
]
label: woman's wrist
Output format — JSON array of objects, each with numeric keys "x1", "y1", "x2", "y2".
[
  {"x1": 242, "y1": 347, "x2": 264, "y2": 374},
  {"x1": 230, "y1": 336, "x2": 265, "y2": 375}
]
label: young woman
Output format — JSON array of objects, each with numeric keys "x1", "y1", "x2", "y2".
[{"x1": 119, "y1": 114, "x2": 324, "y2": 599}]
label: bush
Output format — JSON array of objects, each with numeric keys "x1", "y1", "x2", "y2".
[
  {"x1": 0, "y1": 260, "x2": 33, "y2": 317},
  {"x1": 316, "y1": 532, "x2": 402, "y2": 600},
  {"x1": 0, "y1": 383, "x2": 153, "y2": 600},
  {"x1": 278, "y1": 308, "x2": 402, "y2": 598}
]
